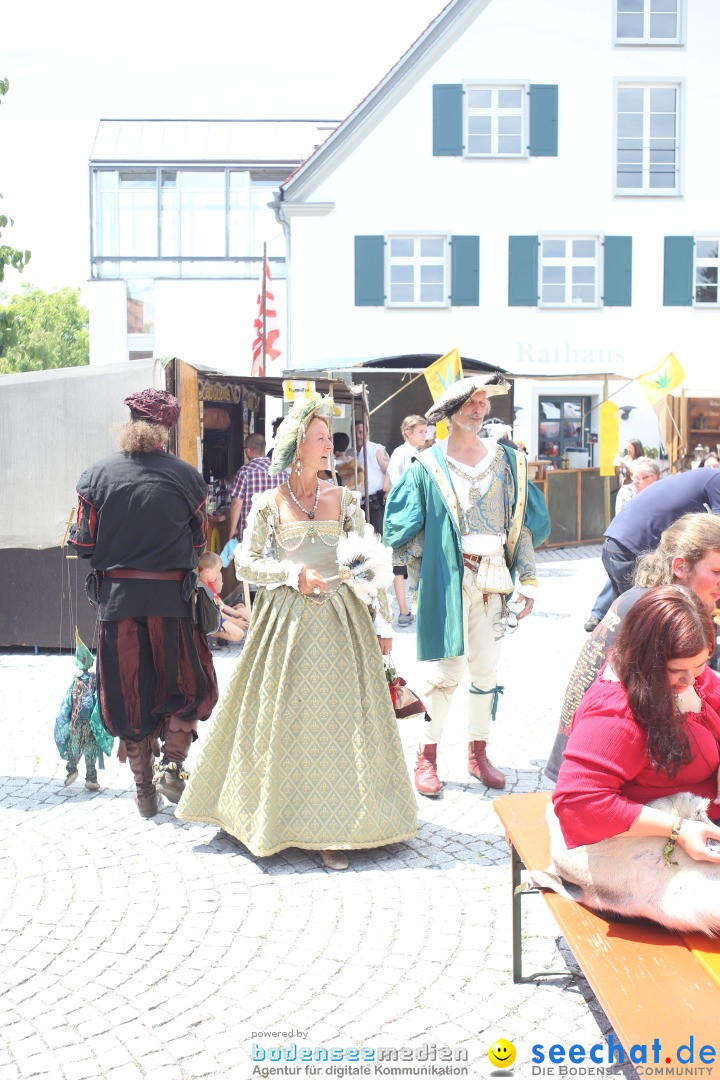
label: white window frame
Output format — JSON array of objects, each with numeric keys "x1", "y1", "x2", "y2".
[
  {"x1": 614, "y1": 79, "x2": 683, "y2": 197},
  {"x1": 613, "y1": 0, "x2": 685, "y2": 46},
  {"x1": 693, "y1": 236, "x2": 720, "y2": 308},
  {"x1": 538, "y1": 233, "x2": 603, "y2": 310},
  {"x1": 384, "y1": 233, "x2": 451, "y2": 309},
  {"x1": 463, "y1": 81, "x2": 528, "y2": 159}
]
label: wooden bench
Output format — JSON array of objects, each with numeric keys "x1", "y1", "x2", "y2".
[{"x1": 494, "y1": 792, "x2": 720, "y2": 1052}]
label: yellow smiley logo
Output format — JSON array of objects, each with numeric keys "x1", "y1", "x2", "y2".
[{"x1": 488, "y1": 1039, "x2": 516, "y2": 1069}]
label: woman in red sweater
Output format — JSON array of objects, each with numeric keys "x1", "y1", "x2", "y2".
[{"x1": 554, "y1": 585, "x2": 720, "y2": 862}]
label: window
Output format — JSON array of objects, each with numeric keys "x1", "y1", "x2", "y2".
[
  {"x1": 95, "y1": 170, "x2": 157, "y2": 257},
  {"x1": 161, "y1": 171, "x2": 225, "y2": 257},
  {"x1": 465, "y1": 85, "x2": 525, "y2": 157},
  {"x1": 386, "y1": 235, "x2": 449, "y2": 307},
  {"x1": 694, "y1": 239, "x2": 720, "y2": 306},
  {"x1": 229, "y1": 175, "x2": 279, "y2": 258},
  {"x1": 616, "y1": 83, "x2": 680, "y2": 194},
  {"x1": 126, "y1": 279, "x2": 155, "y2": 334},
  {"x1": 539, "y1": 236, "x2": 600, "y2": 307},
  {"x1": 538, "y1": 397, "x2": 591, "y2": 468},
  {"x1": 614, "y1": 0, "x2": 683, "y2": 44}
]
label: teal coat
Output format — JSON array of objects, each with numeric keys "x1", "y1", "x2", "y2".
[{"x1": 383, "y1": 444, "x2": 550, "y2": 662}]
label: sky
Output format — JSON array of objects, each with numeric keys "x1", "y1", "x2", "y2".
[{"x1": 1, "y1": 0, "x2": 444, "y2": 300}]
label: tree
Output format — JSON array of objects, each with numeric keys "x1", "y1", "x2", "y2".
[
  {"x1": 0, "y1": 78, "x2": 31, "y2": 284},
  {"x1": 0, "y1": 286, "x2": 89, "y2": 373}
]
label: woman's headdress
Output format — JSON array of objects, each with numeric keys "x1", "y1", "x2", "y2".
[{"x1": 269, "y1": 392, "x2": 336, "y2": 475}]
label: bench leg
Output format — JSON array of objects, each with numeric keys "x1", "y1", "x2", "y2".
[{"x1": 511, "y1": 841, "x2": 577, "y2": 983}]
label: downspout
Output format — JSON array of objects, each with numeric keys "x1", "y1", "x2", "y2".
[{"x1": 272, "y1": 189, "x2": 292, "y2": 368}]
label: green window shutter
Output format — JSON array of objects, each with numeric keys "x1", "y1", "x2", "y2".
[
  {"x1": 603, "y1": 236, "x2": 632, "y2": 307},
  {"x1": 451, "y1": 236, "x2": 480, "y2": 306},
  {"x1": 508, "y1": 236, "x2": 538, "y2": 306},
  {"x1": 528, "y1": 84, "x2": 558, "y2": 157},
  {"x1": 663, "y1": 236, "x2": 693, "y2": 306},
  {"x1": 354, "y1": 236, "x2": 384, "y2": 306},
  {"x1": 433, "y1": 84, "x2": 463, "y2": 156}
]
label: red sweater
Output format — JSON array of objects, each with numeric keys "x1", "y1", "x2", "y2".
[{"x1": 553, "y1": 665, "x2": 720, "y2": 847}]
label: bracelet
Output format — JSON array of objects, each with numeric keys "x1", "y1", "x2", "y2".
[{"x1": 662, "y1": 816, "x2": 683, "y2": 867}]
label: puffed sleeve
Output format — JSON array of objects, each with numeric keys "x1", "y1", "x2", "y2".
[{"x1": 234, "y1": 492, "x2": 300, "y2": 589}]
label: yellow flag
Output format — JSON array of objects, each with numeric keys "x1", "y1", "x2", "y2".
[
  {"x1": 637, "y1": 352, "x2": 685, "y2": 407},
  {"x1": 599, "y1": 401, "x2": 619, "y2": 477},
  {"x1": 424, "y1": 348, "x2": 463, "y2": 440}
]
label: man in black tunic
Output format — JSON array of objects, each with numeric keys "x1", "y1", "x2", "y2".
[{"x1": 68, "y1": 388, "x2": 219, "y2": 816}]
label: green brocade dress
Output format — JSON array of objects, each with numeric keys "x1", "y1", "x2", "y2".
[{"x1": 176, "y1": 487, "x2": 417, "y2": 857}]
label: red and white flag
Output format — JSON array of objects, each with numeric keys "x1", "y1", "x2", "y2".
[{"x1": 251, "y1": 255, "x2": 281, "y2": 376}]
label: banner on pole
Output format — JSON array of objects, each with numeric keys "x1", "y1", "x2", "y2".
[
  {"x1": 599, "y1": 401, "x2": 619, "y2": 477},
  {"x1": 424, "y1": 348, "x2": 463, "y2": 440}
]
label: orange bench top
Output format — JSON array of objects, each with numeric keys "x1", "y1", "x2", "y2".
[{"x1": 494, "y1": 792, "x2": 720, "y2": 1052}]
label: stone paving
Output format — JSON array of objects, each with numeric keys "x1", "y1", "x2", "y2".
[{"x1": 0, "y1": 545, "x2": 642, "y2": 1080}]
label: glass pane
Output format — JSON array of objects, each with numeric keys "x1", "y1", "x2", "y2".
[
  {"x1": 652, "y1": 0, "x2": 677, "y2": 11},
  {"x1": 650, "y1": 13, "x2": 677, "y2": 36},
  {"x1": 697, "y1": 241, "x2": 719, "y2": 259},
  {"x1": 390, "y1": 284, "x2": 413, "y2": 303},
  {"x1": 420, "y1": 264, "x2": 443, "y2": 282},
  {"x1": 617, "y1": 168, "x2": 643, "y2": 188},
  {"x1": 572, "y1": 285, "x2": 596, "y2": 302},
  {"x1": 542, "y1": 239, "x2": 565, "y2": 258},
  {"x1": 498, "y1": 89, "x2": 522, "y2": 109},
  {"x1": 229, "y1": 172, "x2": 249, "y2": 190},
  {"x1": 468, "y1": 116, "x2": 492, "y2": 134},
  {"x1": 617, "y1": 114, "x2": 643, "y2": 137},
  {"x1": 650, "y1": 113, "x2": 676, "y2": 137},
  {"x1": 390, "y1": 265, "x2": 413, "y2": 283},
  {"x1": 696, "y1": 286, "x2": 718, "y2": 303},
  {"x1": 649, "y1": 170, "x2": 676, "y2": 188},
  {"x1": 542, "y1": 266, "x2": 565, "y2": 283},
  {"x1": 651, "y1": 88, "x2": 676, "y2": 111},
  {"x1": 618, "y1": 0, "x2": 644, "y2": 11},
  {"x1": 468, "y1": 89, "x2": 491, "y2": 109},
  {"x1": 572, "y1": 240, "x2": 596, "y2": 258},
  {"x1": 617, "y1": 13, "x2": 644, "y2": 36},
  {"x1": 468, "y1": 135, "x2": 492, "y2": 154},
  {"x1": 539, "y1": 421, "x2": 561, "y2": 437},
  {"x1": 573, "y1": 266, "x2": 595, "y2": 284},
  {"x1": 563, "y1": 421, "x2": 582, "y2": 439},
  {"x1": 618, "y1": 88, "x2": 644, "y2": 111},
  {"x1": 126, "y1": 279, "x2": 155, "y2": 334},
  {"x1": 498, "y1": 135, "x2": 522, "y2": 154},
  {"x1": 562, "y1": 400, "x2": 582, "y2": 418},
  {"x1": 390, "y1": 238, "x2": 413, "y2": 257},
  {"x1": 420, "y1": 284, "x2": 444, "y2": 302},
  {"x1": 617, "y1": 148, "x2": 643, "y2": 164},
  {"x1": 98, "y1": 171, "x2": 118, "y2": 191},
  {"x1": 498, "y1": 116, "x2": 522, "y2": 134},
  {"x1": 420, "y1": 238, "x2": 444, "y2": 257},
  {"x1": 542, "y1": 285, "x2": 566, "y2": 303},
  {"x1": 697, "y1": 267, "x2": 718, "y2": 284}
]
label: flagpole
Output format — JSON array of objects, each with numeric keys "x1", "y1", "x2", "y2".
[{"x1": 261, "y1": 242, "x2": 267, "y2": 377}]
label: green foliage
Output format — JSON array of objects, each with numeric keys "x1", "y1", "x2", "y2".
[
  {"x1": 643, "y1": 445, "x2": 659, "y2": 459},
  {"x1": 0, "y1": 78, "x2": 31, "y2": 284},
  {"x1": 0, "y1": 285, "x2": 89, "y2": 373}
]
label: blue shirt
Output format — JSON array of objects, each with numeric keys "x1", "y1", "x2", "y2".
[{"x1": 605, "y1": 467, "x2": 720, "y2": 554}]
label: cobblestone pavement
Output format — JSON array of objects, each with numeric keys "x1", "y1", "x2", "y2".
[{"x1": 0, "y1": 546, "x2": 642, "y2": 1080}]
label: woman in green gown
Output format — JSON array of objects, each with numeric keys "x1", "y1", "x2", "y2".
[{"x1": 176, "y1": 395, "x2": 417, "y2": 869}]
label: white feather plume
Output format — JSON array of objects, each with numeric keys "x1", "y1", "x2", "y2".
[{"x1": 336, "y1": 524, "x2": 394, "y2": 605}]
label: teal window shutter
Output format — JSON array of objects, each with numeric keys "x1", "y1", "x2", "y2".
[
  {"x1": 451, "y1": 236, "x2": 480, "y2": 306},
  {"x1": 528, "y1": 85, "x2": 558, "y2": 157},
  {"x1": 433, "y1": 84, "x2": 463, "y2": 156},
  {"x1": 663, "y1": 236, "x2": 693, "y2": 306},
  {"x1": 603, "y1": 236, "x2": 632, "y2": 307},
  {"x1": 354, "y1": 236, "x2": 384, "y2": 306},
  {"x1": 508, "y1": 236, "x2": 538, "y2": 306}
]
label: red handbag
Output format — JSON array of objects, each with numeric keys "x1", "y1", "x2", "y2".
[{"x1": 385, "y1": 656, "x2": 426, "y2": 718}]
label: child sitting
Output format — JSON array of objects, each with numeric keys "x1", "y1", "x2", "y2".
[{"x1": 197, "y1": 551, "x2": 250, "y2": 644}]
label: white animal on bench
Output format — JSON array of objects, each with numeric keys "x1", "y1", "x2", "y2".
[{"x1": 529, "y1": 793, "x2": 720, "y2": 936}]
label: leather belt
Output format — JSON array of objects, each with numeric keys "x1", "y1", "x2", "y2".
[
  {"x1": 104, "y1": 569, "x2": 185, "y2": 581},
  {"x1": 462, "y1": 553, "x2": 484, "y2": 572}
]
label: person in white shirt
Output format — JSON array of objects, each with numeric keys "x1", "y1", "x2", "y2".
[
  {"x1": 387, "y1": 415, "x2": 428, "y2": 626},
  {"x1": 353, "y1": 420, "x2": 389, "y2": 533}
]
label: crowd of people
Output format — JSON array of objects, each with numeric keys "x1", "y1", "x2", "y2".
[{"x1": 66, "y1": 383, "x2": 720, "y2": 923}]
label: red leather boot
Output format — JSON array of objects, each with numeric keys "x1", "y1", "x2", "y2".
[
  {"x1": 468, "y1": 741, "x2": 506, "y2": 789},
  {"x1": 414, "y1": 743, "x2": 442, "y2": 797}
]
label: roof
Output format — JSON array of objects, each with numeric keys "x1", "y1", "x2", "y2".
[
  {"x1": 89, "y1": 119, "x2": 340, "y2": 168},
  {"x1": 285, "y1": 353, "x2": 508, "y2": 377},
  {"x1": 279, "y1": 0, "x2": 490, "y2": 202}
]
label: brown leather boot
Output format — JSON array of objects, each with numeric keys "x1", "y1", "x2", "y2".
[
  {"x1": 468, "y1": 741, "x2": 506, "y2": 789},
  {"x1": 124, "y1": 737, "x2": 161, "y2": 817},
  {"x1": 414, "y1": 743, "x2": 442, "y2": 797},
  {"x1": 155, "y1": 719, "x2": 195, "y2": 803}
]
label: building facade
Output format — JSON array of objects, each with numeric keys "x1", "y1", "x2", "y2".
[{"x1": 277, "y1": 0, "x2": 717, "y2": 463}]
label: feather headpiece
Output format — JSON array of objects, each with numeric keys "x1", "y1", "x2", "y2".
[{"x1": 269, "y1": 392, "x2": 336, "y2": 474}]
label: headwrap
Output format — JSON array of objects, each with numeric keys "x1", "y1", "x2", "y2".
[
  {"x1": 124, "y1": 388, "x2": 181, "y2": 428},
  {"x1": 269, "y1": 392, "x2": 335, "y2": 475},
  {"x1": 425, "y1": 372, "x2": 510, "y2": 423}
]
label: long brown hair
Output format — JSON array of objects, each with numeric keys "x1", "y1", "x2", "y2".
[
  {"x1": 611, "y1": 585, "x2": 715, "y2": 777},
  {"x1": 634, "y1": 513, "x2": 720, "y2": 588}
]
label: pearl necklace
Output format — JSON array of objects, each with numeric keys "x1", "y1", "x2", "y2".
[{"x1": 285, "y1": 479, "x2": 321, "y2": 519}]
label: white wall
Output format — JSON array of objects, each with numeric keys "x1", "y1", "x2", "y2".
[
  {"x1": 284, "y1": 0, "x2": 720, "y2": 455},
  {"x1": 87, "y1": 280, "x2": 127, "y2": 366}
]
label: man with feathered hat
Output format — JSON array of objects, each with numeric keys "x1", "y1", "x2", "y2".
[
  {"x1": 68, "y1": 388, "x2": 219, "y2": 817},
  {"x1": 384, "y1": 372, "x2": 550, "y2": 796}
]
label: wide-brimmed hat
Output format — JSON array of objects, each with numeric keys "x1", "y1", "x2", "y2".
[{"x1": 425, "y1": 373, "x2": 510, "y2": 423}]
